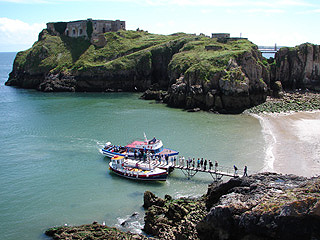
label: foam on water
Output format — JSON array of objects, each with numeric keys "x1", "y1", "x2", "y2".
[{"x1": 251, "y1": 114, "x2": 276, "y2": 172}]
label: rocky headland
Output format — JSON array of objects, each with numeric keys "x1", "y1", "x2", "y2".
[
  {"x1": 46, "y1": 173, "x2": 320, "y2": 240},
  {"x1": 6, "y1": 29, "x2": 271, "y2": 113},
  {"x1": 5, "y1": 28, "x2": 320, "y2": 113}
]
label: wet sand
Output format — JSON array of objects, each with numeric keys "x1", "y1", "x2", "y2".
[{"x1": 256, "y1": 111, "x2": 320, "y2": 177}]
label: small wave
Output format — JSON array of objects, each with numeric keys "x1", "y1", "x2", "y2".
[
  {"x1": 116, "y1": 213, "x2": 144, "y2": 234},
  {"x1": 251, "y1": 114, "x2": 276, "y2": 172}
]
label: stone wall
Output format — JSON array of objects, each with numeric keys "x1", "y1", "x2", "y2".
[
  {"x1": 46, "y1": 19, "x2": 126, "y2": 39},
  {"x1": 212, "y1": 33, "x2": 230, "y2": 39}
]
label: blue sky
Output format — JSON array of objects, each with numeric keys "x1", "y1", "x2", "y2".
[{"x1": 0, "y1": 0, "x2": 320, "y2": 52}]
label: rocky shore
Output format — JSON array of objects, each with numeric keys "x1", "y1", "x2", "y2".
[
  {"x1": 46, "y1": 173, "x2": 320, "y2": 240},
  {"x1": 245, "y1": 90, "x2": 320, "y2": 114},
  {"x1": 45, "y1": 221, "x2": 152, "y2": 240}
]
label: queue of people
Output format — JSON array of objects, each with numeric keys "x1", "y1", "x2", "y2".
[{"x1": 130, "y1": 151, "x2": 249, "y2": 177}]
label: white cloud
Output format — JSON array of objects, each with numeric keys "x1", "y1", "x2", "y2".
[{"x1": 0, "y1": 18, "x2": 45, "y2": 51}]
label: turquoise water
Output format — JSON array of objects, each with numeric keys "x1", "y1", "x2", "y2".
[{"x1": 0, "y1": 52, "x2": 266, "y2": 239}]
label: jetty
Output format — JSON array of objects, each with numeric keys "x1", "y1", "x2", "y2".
[{"x1": 122, "y1": 156, "x2": 242, "y2": 181}]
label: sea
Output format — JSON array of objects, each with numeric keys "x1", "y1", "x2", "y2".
[{"x1": 0, "y1": 52, "x2": 267, "y2": 239}]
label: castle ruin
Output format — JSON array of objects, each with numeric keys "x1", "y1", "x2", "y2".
[{"x1": 46, "y1": 19, "x2": 125, "y2": 45}]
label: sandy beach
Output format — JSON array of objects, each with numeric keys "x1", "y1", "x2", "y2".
[{"x1": 256, "y1": 111, "x2": 320, "y2": 177}]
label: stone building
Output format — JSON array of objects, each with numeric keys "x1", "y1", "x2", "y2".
[
  {"x1": 212, "y1": 33, "x2": 230, "y2": 39},
  {"x1": 46, "y1": 19, "x2": 126, "y2": 39}
]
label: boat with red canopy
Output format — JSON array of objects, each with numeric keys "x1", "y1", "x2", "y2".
[{"x1": 101, "y1": 135, "x2": 179, "y2": 160}]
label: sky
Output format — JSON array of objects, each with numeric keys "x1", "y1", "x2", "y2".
[{"x1": 0, "y1": 0, "x2": 320, "y2": 52}]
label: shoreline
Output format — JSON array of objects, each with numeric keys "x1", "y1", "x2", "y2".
[{"x1": 253, "y1": 111, "x2": 320, "y2": 177}]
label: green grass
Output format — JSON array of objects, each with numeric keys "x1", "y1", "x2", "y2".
[
  {"x1": 14, "y1": 29, "x2": 260, "y2": 82},
  {"x1": 169, "y1": 37, "x2": 257, "y2": 83}
]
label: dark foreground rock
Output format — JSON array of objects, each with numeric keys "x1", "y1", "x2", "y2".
[
  {"x1": 143, "y1": 191, "x2": 207, "y2": 240},
  {"x1": 197, "y1": 173, "x2": 320, "y2": 240},
  {"x1": 45, "y1": 221, "x2": 153, "y2": 240},
  {"x1": 46, "y1": 173, "x2": 320, "y2": 240},
  {"x1": 142, "y1": 173, "x2": 320, "y2": 240}
]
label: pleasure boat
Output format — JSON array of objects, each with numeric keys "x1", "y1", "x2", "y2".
[
  {"x1": 109, "y1": 155, "x2": 168, "y2": 181},
  {"x1": 101, "y1": 135, "x2": 179, "y2": 159}
]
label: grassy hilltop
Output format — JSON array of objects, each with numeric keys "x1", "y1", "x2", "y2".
[{"x1": 12, "y1": 29, "x2": 258, "y2": 77}]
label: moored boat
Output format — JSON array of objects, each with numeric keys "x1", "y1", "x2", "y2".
[
  {"x1": 101, "y1": 135, "x2": 179, "y2": 160},
  {"x1": 109, "y1": 155, "x2": 168, "y2": 181}
]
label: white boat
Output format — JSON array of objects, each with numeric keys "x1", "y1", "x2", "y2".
[
  {"x1": 101, "y1": 136, "x2": 179, "y2": 160},
  {"x1": 109, "y1": 155, "x2": 168, "y2": 181}
]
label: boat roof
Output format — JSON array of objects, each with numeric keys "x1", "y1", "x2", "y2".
[{"x1": 125, "y1": 141, "x2": 147, "y2": 148}]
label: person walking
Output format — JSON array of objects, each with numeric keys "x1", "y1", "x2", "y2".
[
  {"x1": 243, "y1": 166, "x2": 248, "y2": 177},
  {"x1": 204, "y1": 159, "x2": 207, "y2": 171},
  {"x1": 209, "y1": 160, "x2": 213, "y2": 170},
  {"x1": 215, "y1": 161, "x2": 218, "y2": 172}
]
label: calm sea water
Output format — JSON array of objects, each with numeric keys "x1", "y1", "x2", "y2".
[{"x1": 0, "y1": 52, "x2": 266, "y2": 239}]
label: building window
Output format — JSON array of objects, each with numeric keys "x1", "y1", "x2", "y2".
[
  {"x1": 73, "y1": 29, "x2": 76, "y2": 35},
  {"x1": 79, "y1": 29, "x2": 83, "y2": 35}
]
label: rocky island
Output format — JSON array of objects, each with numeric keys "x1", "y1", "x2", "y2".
[
  {"x1": 6, "y1": 20, "x2": 320, "y2": 113},
  {"x1": 5, "y1": 19, "x2": 273, "y2": 113},
  {"x1": 46, "y1": 173, "x2": 320, "y2": 240}
]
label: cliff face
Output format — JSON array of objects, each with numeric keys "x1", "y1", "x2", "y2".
[
  {"x1": 6, "y1": 30, "x2": 194, "y2": 92},
  {"x1": 165, "y1": 43, "x2": 269, "y2": 113},
  {"x1": 273, "y1": 43, "x2": 320, "y2": 91}
]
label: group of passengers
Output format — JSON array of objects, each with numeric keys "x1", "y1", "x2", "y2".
[{"x1": 173, "y1": 157, "x2": 219, "y2": 171}]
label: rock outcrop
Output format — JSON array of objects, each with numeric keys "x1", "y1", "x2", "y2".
[
  {"x1": 143, "y1": 191, "x2": 207, "y2": 240},
  {"x1": 45, "y1": 221, "x2": 152, "y2": 240},
  {"x1": 273, "y1": 43, "x2": 320, "y2": 91},
  {"x1": 197, "y1": 173, "x2": 320, "y2": 240},
  {"x1": 165, "y1": 52, "x2": 269, "y2": 113},
  {"x1": 142, "y1": 173, "x2": 320, "y2": 240},
  {"x1": 45, "y1": 173, "x2": 320, "y2": 240}
]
